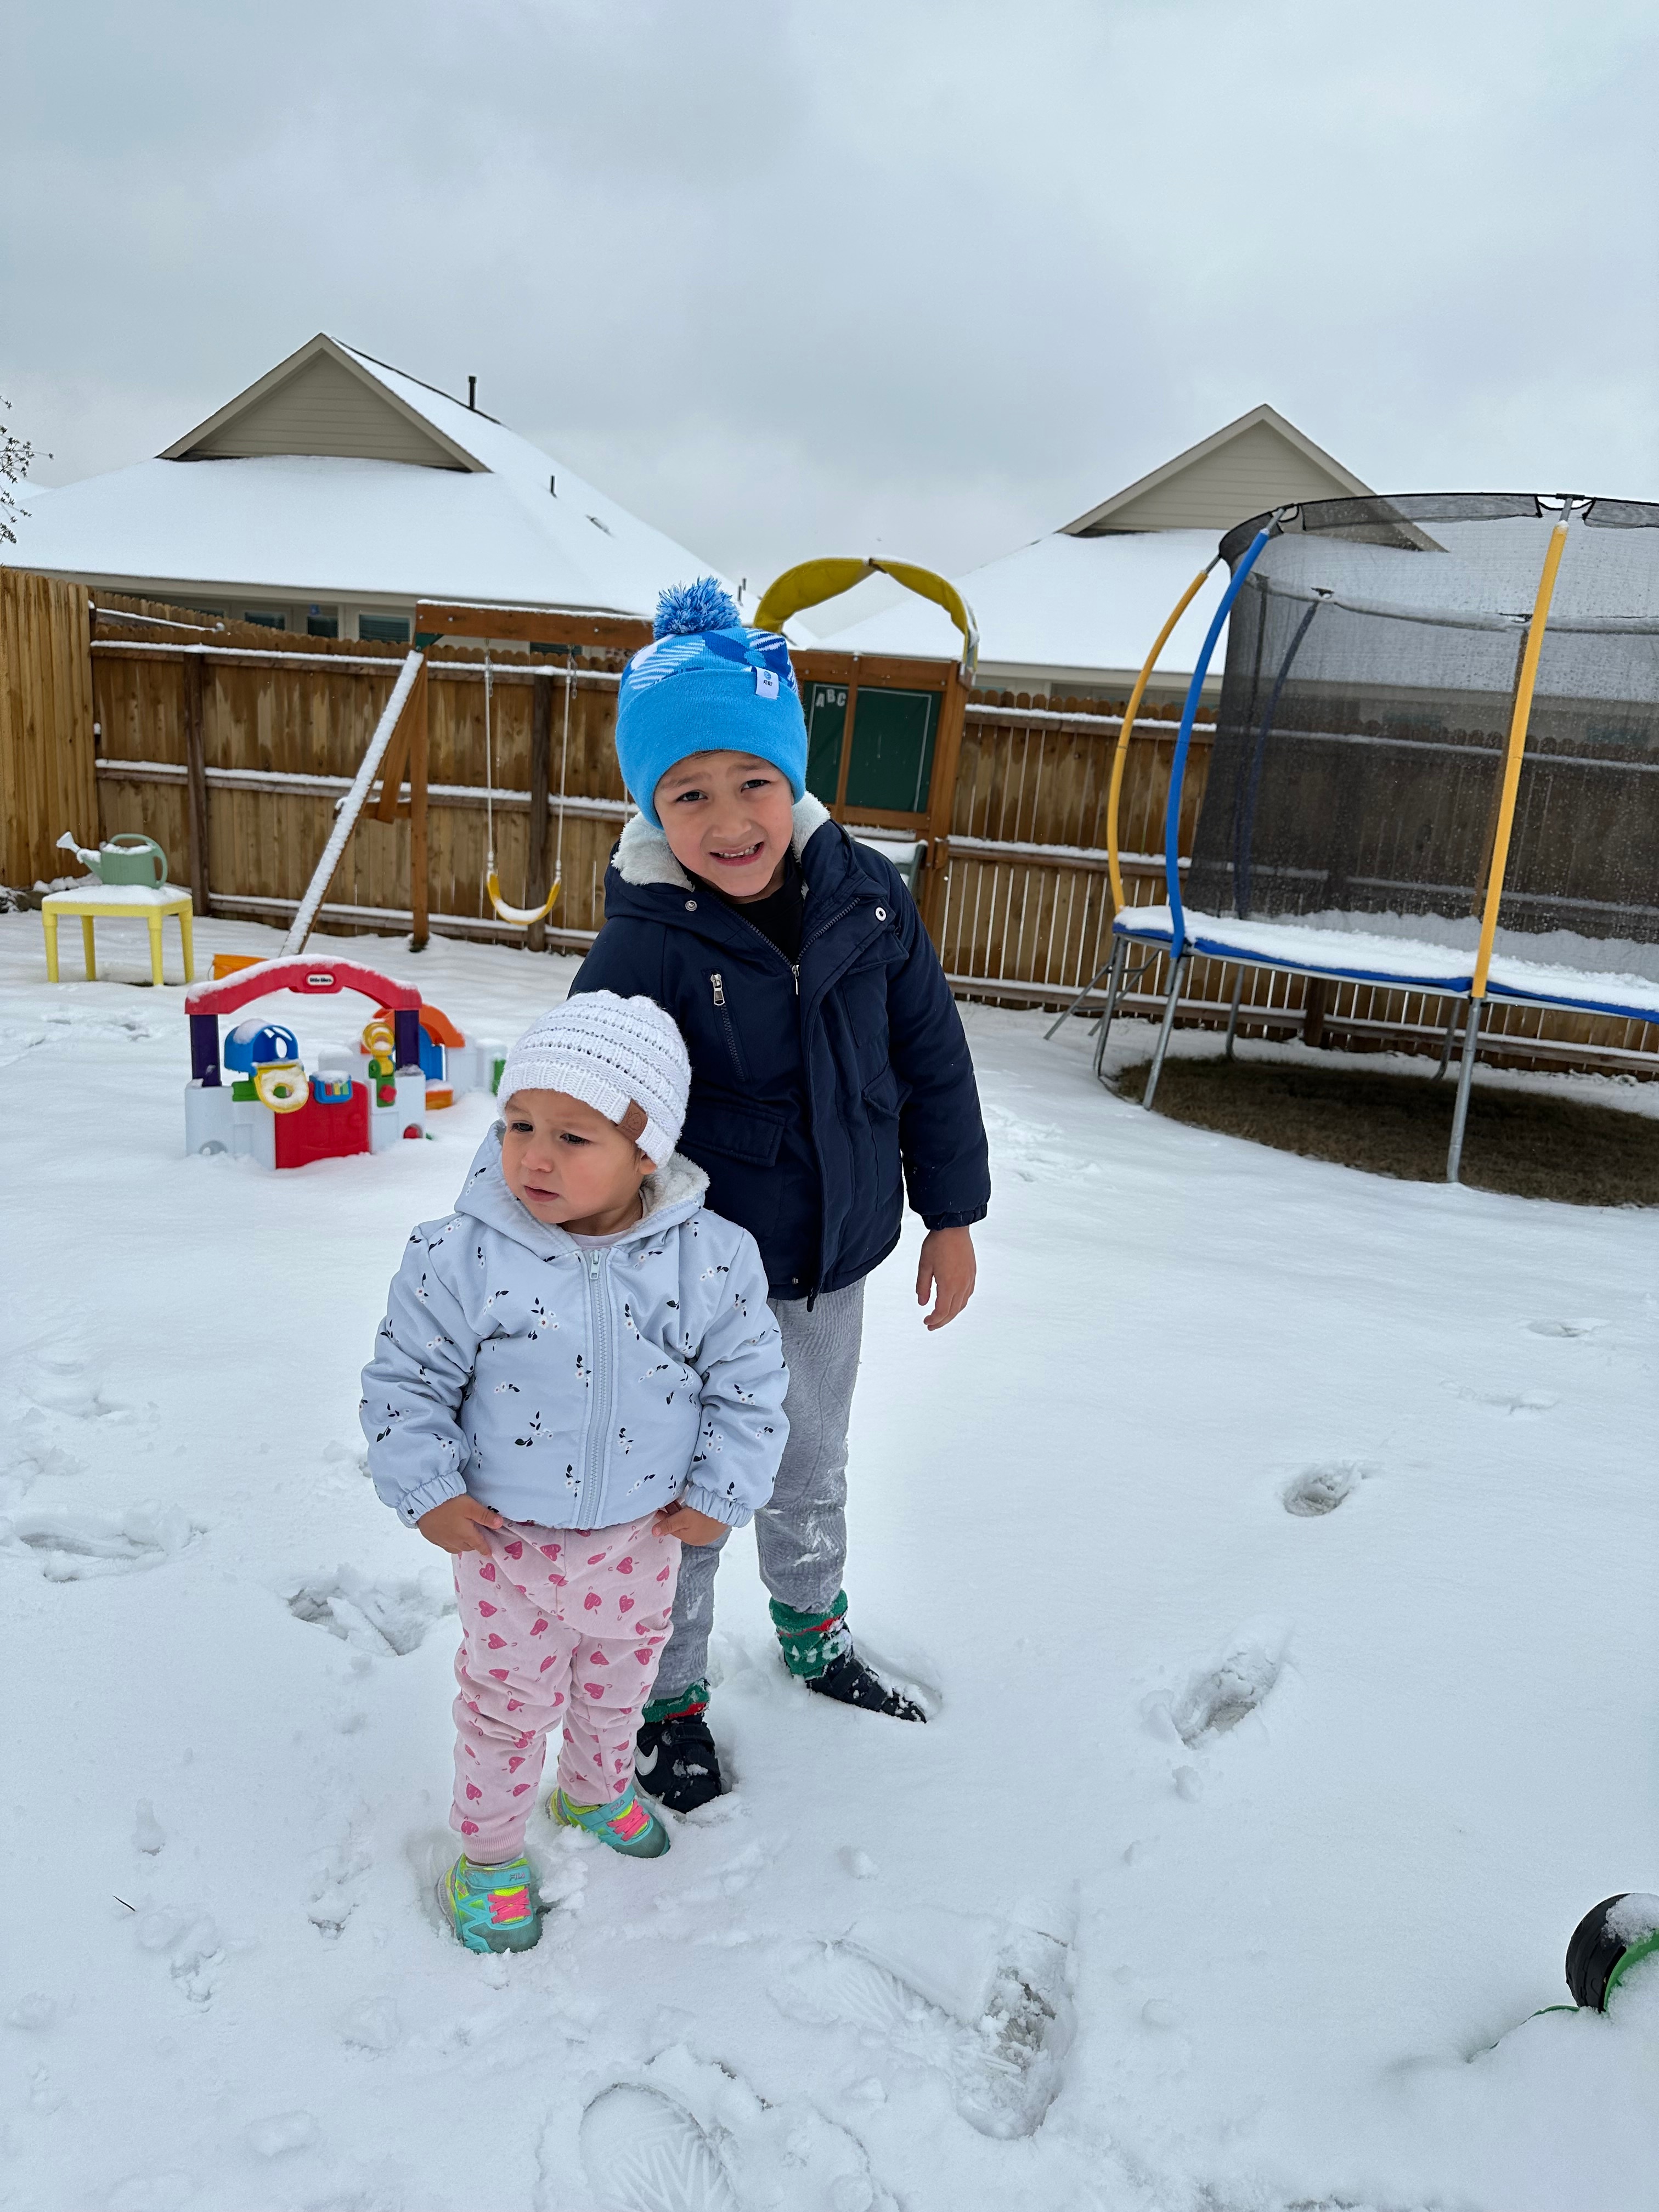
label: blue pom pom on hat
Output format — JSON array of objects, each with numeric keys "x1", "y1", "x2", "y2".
[{"x1": 615, "y1": 577, "x2": 808, "y2": 829}]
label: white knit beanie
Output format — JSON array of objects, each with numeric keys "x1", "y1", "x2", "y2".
[{"x1": 497, "y1": 991, "x2": 690, "y2": 1169}]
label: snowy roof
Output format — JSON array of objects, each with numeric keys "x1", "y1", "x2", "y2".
[
  {"x1": 821, "y1": 530, "x2": 1232, "y2": 681},
  {"x1": 3, "y1": 335, "x2": 728, "y2": 618}
]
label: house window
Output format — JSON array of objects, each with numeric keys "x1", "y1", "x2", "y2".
[
  {"x1": 307, "y1": 607, "x2": 339, "y2": 639},
  {"x1": 358, "y1": 613, "x2": 410, "y2": 644},
  {"x1": 243, "y1": 610, "x2": 285, "y2": 630}
]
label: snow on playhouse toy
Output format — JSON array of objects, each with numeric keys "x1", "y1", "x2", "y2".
[{"x1": 182, "y1": 956, "x2": 501, "y2": 1171}]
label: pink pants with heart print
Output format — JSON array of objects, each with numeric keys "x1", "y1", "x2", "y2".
[{"x1": 450, "y1": 1510, "x2": 681, "y2": 1864}]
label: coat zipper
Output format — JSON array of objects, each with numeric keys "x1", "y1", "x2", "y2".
[
  {"x1": 709, "y1": 971, "x2": 750, "y2": 1076},
  {"x1": 726, "y1": 895, "x2": 864, "y2": 996},
  {"x1": 579, "y1": 1249, "x2": 614, "y2": 1524}
]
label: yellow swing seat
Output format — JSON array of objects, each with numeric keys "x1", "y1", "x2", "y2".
[{"x1": 486, "y1": 871, "x2": 561, "y2": 927}]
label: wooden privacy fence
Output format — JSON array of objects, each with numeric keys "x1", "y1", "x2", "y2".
[
  {"x1": 3, "y1": 569, "x2": 1654, "y2": 1079},
  {"x1": 1, "y1": 568, "x2": 98, "y2": 888}
]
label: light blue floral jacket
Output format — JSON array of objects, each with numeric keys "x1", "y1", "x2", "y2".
[{"x1": 362, "y1": 1133, "x2": 787, "y2": 1532}]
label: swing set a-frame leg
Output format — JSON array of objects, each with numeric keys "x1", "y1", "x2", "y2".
[{"x1": 409, "y1": 663, "x2": 430, "y2": 952}]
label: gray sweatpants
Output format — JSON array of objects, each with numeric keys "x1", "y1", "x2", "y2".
[{"x1": 653, "y1": 1278, "x2": 865, "y2": 1704}]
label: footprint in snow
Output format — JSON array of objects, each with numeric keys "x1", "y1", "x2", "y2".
[
  {"x1": 287, "y1": 1567, "x2": 452, "y2": 1657},
  {"x1": 1281, "y1": 1462, "x2": 1367, "y2": 1517},
  {"x1": 1168, "y1": 1624, "x2": 1289, "y2": 1746},
  {"x1": 1440, "y1": 1381, "x2": 1558, "y2": 1417},
  {"x1": 133, "y1": 1901, "x2": 224, "y2": 2005},
  {"x1": 0, "y1": 1505, "x2": 198, "y2": 1581},
  {"x1": 574, "y1": 2047, "x2": 893, "y2": 2212},
  {"x1": 770, "y1": 1905, "x2": 1073, "y2": 2142},
  {"x1": 1525, "y1": 1318, "x2": 1607, "y2": 1339}
]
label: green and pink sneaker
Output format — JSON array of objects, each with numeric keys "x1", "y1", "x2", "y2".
[
  {"x1": 438, "y1": 1853, "x2": 543, "y2": 1954},
  {"x1": 551, "y1": 1782, "x2": 670, "y2": 1859}
]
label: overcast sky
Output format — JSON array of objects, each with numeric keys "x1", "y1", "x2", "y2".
[{"x1": 7, "y1": 1, "x2": 1657, "y2": 595}]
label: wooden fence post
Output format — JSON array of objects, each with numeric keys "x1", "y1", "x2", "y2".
[
  {"x1": 527, "y1": 670, "x2": 552, "y2": 953},
  {"x1": 182, "y1": 648, "x2": 210, "y2": 914}
]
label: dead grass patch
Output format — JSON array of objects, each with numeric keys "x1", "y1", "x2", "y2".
[{"x1": 1112, "y1": 1053, "x2": 1659, "y2": 1206}]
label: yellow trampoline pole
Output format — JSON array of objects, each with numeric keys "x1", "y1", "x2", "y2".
[
  {"x1": 1106, "y1": 562, "x2": 1217, "y2": 914},
  {"x1": 1470, "y1": 521, "x2": 1569, "y2": 1000}
]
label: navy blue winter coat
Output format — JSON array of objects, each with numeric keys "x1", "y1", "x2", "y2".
[{"x1": 569, "y1": 795, "x2": 990, "y2": 1299}]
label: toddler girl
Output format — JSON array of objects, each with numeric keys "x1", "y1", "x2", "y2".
[{"x1": 361, "y1": 991, "x2": 787, "y2": 1953}]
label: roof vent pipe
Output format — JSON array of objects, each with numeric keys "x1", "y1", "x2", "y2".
[{"x1": 467, "y1": 375, "x2": 477, "y2": 411}]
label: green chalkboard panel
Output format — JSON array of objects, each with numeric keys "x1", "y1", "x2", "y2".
[
  {"x1": 804, "y1": 682, "x2": 848, "y2": 803},
  {"x1": 844, "y1": 688, "x2": 938, "y2": 814}
]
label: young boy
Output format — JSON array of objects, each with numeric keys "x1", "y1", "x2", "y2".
[
  {"x1": 570, "y1": 578, "x2": 990, "y2": 1810},
  {"x1": 360, "y1": 991, "x2": 788, "y2": 1950}
]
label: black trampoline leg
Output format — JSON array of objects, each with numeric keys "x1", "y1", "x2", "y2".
[
  {"x1": 1223, "y1": 972, "x2": 1246, "y2": 1060},
  {"x1": 1090, "y1": 939, "x2": 1130, "y2": 1081},
  {"x1": 1446, "y1": 998, "x2": 1483, "y2": 1183},
  {"x1": 1045, "y1": 939, "x2": 1122, "y2": 1042},
  {"x1": 1432, "y1": 996, "x2": 1462, "y2": 1081},
  {"x1": 1142, "y1": 954, "x2": 1188, "y2": 1113}
]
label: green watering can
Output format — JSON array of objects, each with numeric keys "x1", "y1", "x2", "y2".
[{"x1": 57, "y1": 831, "x2": 168, "y2": 887}]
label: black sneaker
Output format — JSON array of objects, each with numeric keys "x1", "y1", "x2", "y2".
[
  {"x1": 806, "y1": 1647, "x2": 927, "y2": 1722},
  {"x1": 635, "y1": 1711, "x2": 724, "y2": 1812}
]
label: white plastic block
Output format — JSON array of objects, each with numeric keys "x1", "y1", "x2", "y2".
[
  {"x1": 231, "y1": 1094, "x2": 275, "y2": 1170},
  {"x1": 183, "y1": 1082, "x2": 235, "y2": 1158}
]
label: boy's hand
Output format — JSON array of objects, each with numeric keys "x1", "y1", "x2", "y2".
[
  {"x1": 916, "y1": 1226, "x2": 977, "y2": 1331},
  {"x1": 652, "y1": 1500, "x2": 729, "y2": 1546},
  {"x1": 417, "y1": 1493, "x2": 505, "y2": 1557}
]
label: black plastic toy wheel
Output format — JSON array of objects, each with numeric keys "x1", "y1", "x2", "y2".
[{"x1": 1565, "y1": 1894, "x2": 1632, "y2": 2012}]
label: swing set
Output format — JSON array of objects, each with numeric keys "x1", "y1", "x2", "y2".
[{"x1": 280, "y1": 571, "x2": 979, "y2": 956}]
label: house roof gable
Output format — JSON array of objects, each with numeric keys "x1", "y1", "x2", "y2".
[
  {"x1": 160, "y1": 334, "x2": 489, "y2": 473},
  {"x1": 1060, "y1": 404, "x2": 1372, "y2": 536}
]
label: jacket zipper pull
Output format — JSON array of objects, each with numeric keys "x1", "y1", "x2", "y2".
[
  {"x1": 791, "y1": 963, "x2": 799, "y2": 995},
  {"x1": 711, "y1": 972, "x2": 725, "y2": 1007}
]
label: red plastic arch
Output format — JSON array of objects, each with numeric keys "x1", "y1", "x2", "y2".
[{"x1": 184, "y1": 957, "x2": 421, "y2": 1018}]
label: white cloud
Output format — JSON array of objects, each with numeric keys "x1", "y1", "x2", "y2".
[{"x1": 3, "y1": 0, "x2": 1655, "y2": 585}]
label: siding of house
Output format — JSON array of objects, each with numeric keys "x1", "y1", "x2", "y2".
[
  {"x1": 179, "y1": 354, "x2": 465, "y2": 470},
  {"x1": 1075, "y1": 422, "x2": 1358, "y2": 534}
]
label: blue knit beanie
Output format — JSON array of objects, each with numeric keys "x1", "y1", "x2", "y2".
[{"x1": 616, "y1": 579, "x2": 808, "y2": 830}]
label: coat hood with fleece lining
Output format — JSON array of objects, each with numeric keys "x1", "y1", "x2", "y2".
[{"x1": 454, "y1": 1125, "x2": 710, "y2": 1260}]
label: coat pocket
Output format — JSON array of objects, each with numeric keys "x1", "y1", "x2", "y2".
[
  {"x1": 860, "y1": 1065, "x2": 904, "y2": 1212},
  {"x1": 681, "y1": 1084, "x2": 787, "y2": 1167}
]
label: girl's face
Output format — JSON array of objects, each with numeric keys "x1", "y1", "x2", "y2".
[
  {"x1": 653, "y1": 750, "x2": 795, "y2": 902},
  {"x1": 500, "y1": 1089, "x2": 652, "y2": 1234}
]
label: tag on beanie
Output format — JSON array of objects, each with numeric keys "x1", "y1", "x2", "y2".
[{"x1": 753, "y1": 667, "x2": 779, "y2": 699}]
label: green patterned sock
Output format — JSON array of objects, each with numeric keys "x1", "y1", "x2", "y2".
[
  {"x1": 642, "y1": 1680, "x2": 708, "y2": 1728},
  {"x1": 770, "y1": 1592, "x2": 851, "y2": 1680}
]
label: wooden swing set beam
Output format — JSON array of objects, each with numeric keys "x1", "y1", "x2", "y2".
[{"x1": 414, "y1": 601, "x2": 651, "y2": 653}]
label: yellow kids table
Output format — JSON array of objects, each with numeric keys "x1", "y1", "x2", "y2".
[{"x1": 41, "y1": 882, "x2": 196, "y2": 986}]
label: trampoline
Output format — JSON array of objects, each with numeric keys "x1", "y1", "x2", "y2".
[{"x1": 1074, "y1": 494, "x2": 1659, "y2": 1180}]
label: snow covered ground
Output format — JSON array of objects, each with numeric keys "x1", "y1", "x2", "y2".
[{"x1": 2, "y1": 907, "x2": 1655, "y2": 2212}]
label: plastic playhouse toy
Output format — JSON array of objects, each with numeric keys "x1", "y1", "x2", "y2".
[
  {"x1": 182, "y1": 956, "x2": 503, "y2": 1171},
  {"x1": 43, "y1": 831, "x2": 194, "y2": 988}
]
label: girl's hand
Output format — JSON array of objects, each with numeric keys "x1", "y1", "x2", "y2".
[
  {"x1": 417, "y1": 1493, "x2": 505, "y2": 1557},
  {"x1": 652, "y1": 1500, "x2": 729, "y2": 1547},
  {"x1": 916, "y1": 1226, "x2": 977, "y2": 1331}
]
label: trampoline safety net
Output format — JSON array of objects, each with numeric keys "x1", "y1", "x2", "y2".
[{"x1": 1186, "y1": 495, "x2": 1659, "y2": 951}]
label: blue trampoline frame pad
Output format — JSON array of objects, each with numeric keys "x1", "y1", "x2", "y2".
[{"x1": 1111, "y1": 907, "x2": 1659, "y2": 1029}]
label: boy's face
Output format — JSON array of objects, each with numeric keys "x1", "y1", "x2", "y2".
[
  {"x1": 653, "y1": 751, "x2": 795, "y2": 902},
  {"x1": 500, "y1": 1088, "x2": 653, "y2": 1234}
]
